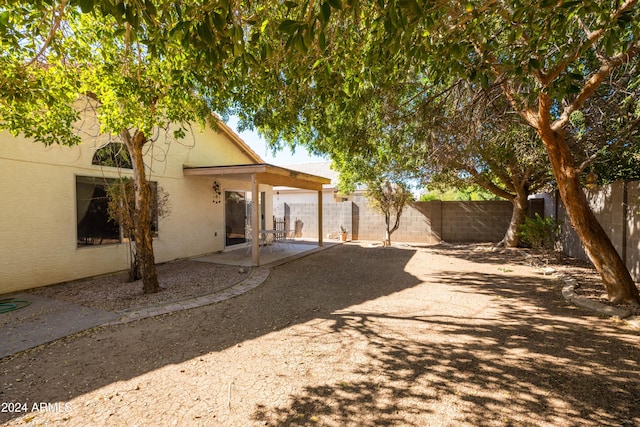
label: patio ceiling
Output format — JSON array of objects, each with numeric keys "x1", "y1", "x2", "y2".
[{"x1": 183, "y1": 163, "x2": 331, "y2": 191}]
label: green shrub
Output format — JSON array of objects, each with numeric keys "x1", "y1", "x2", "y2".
[{"x1": 518, "y1": 214, "x2": 560, "y2": 250}]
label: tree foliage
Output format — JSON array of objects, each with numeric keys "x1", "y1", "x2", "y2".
[
  {"x1": 518, "y1": 213, "x2": 561, "y2": 253},
  {"x1": 566, "y1": 64, "x2": 640, "y2": 184},
  {"x1": 231, "y1": 0, "x2": 640, "y2": 305},
  {"x1": 3, "y1": 1, "x2": 640, "y2": 303},
  {"x1": 1, "y1": 1, "x2": 248, "y2": 294},
  {"x1": 0, "y1": 2, "x2": 82, "y2": 145},
  {"x1": 407, "y1": 83, "x2": 553, "y2": 246}
]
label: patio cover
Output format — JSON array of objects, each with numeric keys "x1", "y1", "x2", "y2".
[{"x1": 183, "y1": 164, "x2": 331, "y2": 266}]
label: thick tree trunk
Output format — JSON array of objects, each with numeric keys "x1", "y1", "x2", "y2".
[
  {"x1": 537, "y1": 114, "x2": 639, "y2": 305},
  {"x1": 122, "y1": 129, "x2": 160, "y2": 294},
  {"x1": 498, "y1": 189, "x2": 529, "y2": 248}
]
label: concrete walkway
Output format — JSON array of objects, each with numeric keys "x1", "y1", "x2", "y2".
[{"x1": 0, "y1": 294, "x2": 120, "y2": 358}]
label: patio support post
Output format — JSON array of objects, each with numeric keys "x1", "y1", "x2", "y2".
[
  {"x1": 318, "y1": 190, "x2": 323, "y2": 246},
  {"x1": 252, "y1": 174, "x2": 260, "y2": 266}
]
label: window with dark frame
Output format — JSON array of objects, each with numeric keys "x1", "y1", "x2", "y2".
[{"x1": 76, "y1": 176, "x2": 159, "y2": 247}]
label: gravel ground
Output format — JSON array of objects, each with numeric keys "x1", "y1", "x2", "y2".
[
  {"x1": 516, "y1": 247, "x2": 640, "y2": 316},
  {"x1": 25, "y1": 261, "x2": 251, "y2": 312},
  {"x1": 1, "y1": 242, "x2": 639, "y2": 427}
]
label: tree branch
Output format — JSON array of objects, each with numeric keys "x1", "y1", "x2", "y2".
[
  {"x1": 576, "y1": 17, "x2": 609, "y2": 64},
  {"x1": 553, "y1": 40, "x2": 640, "y2": 132},
  {"x1": 466, "y1": 167, "x2": 514, "y2": 200},
  {"x1": 576, "y1": 152, "x2": 599, "y2": 173},
  {"x1": 540, "y1": 0, "x2": 638, "y2": 85},
  {"x1": 26, "y1": 0, "x2": 67, "y2": 67}
]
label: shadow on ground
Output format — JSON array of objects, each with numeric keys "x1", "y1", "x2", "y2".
[
  {"x1": 0, "y1": 244, "x2": 420, "y2": 423},
  {"x1": 1, "y1": 243, "x2": 639, "y2": 426},
  {"x1": 252, "y1": 308, "x2": 640, "y2": 426},
  {"x1": 250, "y1": 246, "x2": 640, "y2": 427}
]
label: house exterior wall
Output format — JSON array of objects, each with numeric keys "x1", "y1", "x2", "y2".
[
  {"x1": 0, "y1": 124, "x2": 270, "y2": 294},
  {"x1": 275, "y1": 188, "x2": 343, "y2": 205}
]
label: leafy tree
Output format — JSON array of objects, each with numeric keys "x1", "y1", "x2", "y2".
[
  {"x1": 566, "y1": 64, "x2": 640, "y2": 184},
  {"x1": 333, "y1": 134, "x2": 414, "y2": 247},
  {"x1": 396, "y1": 0, "x2": 640, "y2": 305},
  {"x1": 0, "y1": 2, "x2": 82, "y2": 146},
  {"x1": 72, "y1": 10, "x2": 233, "y2": 293},
  {"x1": 1, "y1": 2, "x2": 246, "y2": 293},
  {"x1": 232, "y1": 0, "x2": 640, "y2": 305},
  {"x1": 408, "y1": 83, "x2": 553, "y2": 247},
  {"x1": 320, "y1": 80, "x2": 549, "y2": 248},
  {"x1": 238, "y1": 43, "x2": 550, "y2": 248}
]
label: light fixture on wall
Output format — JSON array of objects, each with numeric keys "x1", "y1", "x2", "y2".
[{"x1": 212, "y1": 181, "x2": 221, "y2": 203}]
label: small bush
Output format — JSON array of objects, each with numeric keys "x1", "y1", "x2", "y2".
[{"x1": 518, "y1": 214, "x2": 560, "y2": 250}]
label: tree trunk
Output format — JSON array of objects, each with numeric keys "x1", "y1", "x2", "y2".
[
  {"x1": 498, "y1": 189, "x2": 529, "y2": 248},
  {"x1": 537, "y1": 115, "x2": 639, "y2": 305},
  {"x1": 122, "y1": 128, "x2": 160, "y2": 294},
  {"x1": 127, "y1": 242, "x2": 141, "y2": 282},
  {"x1": 384, "y1": 211, "x2": 391, "y2": 247},
  {"x1": 383, "y1": 208, "x2": 404, "y2": 247}
]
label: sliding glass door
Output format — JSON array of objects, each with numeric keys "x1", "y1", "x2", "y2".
[{"x1": 224, "y1": 190, "x2": 265, "y2": 248}]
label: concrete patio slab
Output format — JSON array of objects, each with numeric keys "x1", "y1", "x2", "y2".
[
  {"x1": 192, "y1": 241, "x2": 335, "y2": 267},
  {"x1": 0, "y1": 293, "x2": 119, "y2": 359}
]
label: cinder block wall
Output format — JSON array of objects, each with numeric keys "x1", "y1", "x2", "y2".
[
  {"x1": 274, "y1": 195, "x2": 513, "y2": 243},
  {"x1": 274, "y1": 201, "x2": 352, "y2": 239},
  {"x1": 440, "y1": 201, "x2": 513, "y2": 242},
  {"x1": 556, "y1": 180, "x2": 640, "y2": 281},
  {"x1": 627, "y1": 182, "x2": 640, "y2": 281},
  {"x1": 349, "y1": 195, "x2": 438, "y2": 242}
]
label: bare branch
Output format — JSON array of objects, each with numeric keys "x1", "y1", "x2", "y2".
[
  {"x1": 465, "y1": 167, "x2": 514, "y2": 200},
  {"x1": 26, "y1": 0, "x2": 67, "y2": 67},
  {"x1": 577, "y1": 152, "x2": 600, "y2": 173},
  {"x1": 577, "y1": 17, "x2": 609, "y2": 63}
]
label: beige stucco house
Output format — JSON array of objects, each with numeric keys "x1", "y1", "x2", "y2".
[{"x1": 0, "y1": 119, "x2": 328, "y2": 295}]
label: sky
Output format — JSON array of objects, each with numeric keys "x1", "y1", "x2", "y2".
[
  {"x1": 225, "y1": 117, "x2": 424, "y2": 197},
  {"x1": 225, "y1": 116, "x2": 327, "y2": 166}
]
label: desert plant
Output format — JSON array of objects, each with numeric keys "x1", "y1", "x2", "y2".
[
  {"x1": 366, "y1": 179, "x2": 413, "y2": 247},
  {"x1": 518, "y1": 214, "x2": 560, "y2": 251}
]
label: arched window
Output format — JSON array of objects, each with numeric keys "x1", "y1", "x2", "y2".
[{"x1": 92, "y1": 142, "x2": 132, "y2": 169}]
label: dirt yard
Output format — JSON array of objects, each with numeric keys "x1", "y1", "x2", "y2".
[{"x1": 1, "y1": 243, "x2": 639, "y2": 426}]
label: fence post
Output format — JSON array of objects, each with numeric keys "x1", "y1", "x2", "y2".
[{"x1": 432, "y1": 200, "x2": 443, "y2": 243}]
